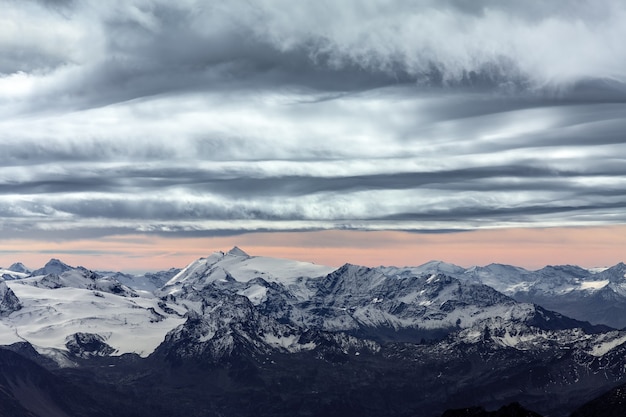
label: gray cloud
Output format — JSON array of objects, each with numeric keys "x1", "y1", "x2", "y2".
[{"x1": 0, "y1": 0, "x2": 625, "y2": 239}]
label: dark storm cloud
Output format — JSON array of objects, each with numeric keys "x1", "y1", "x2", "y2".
[{"x1": 0, "y1": 0, "x2": 625, "y2": 238}]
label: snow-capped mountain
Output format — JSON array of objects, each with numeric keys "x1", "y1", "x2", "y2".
[
  {"x1": 508, "y1": 263, "x2": 626, "y2": 329},
  {"x1": 2, "y1": 249, "x2": 626, "y2": 417},
  {"x1": 161, "y1": 246, "x2": 335, "y2": 290},
  {"x1": 0, "y1": 262, "x2": 31, "y2": 280},
  {"x1": 24, "y1": 263, "x2": 139, "y2": 298},
  {"x1": 7, "y1": 262, "x2": 30, "y2": 274},
  {"x1": 392, "y1": 261, "x2": 626, "y2": 329},
  {"x1": 0, "y1": 251, "x2": 621, "y2": 363},
  {"x1": 155, "y1": 248, "x2": 374, "y2": 361},
  {"x1": 161, "y1": 250, "x2": 604, "y2": 346},
  {"x1": 30, "y1": 258, "x2": 73, "y2": 276},
  {"x1": 0, "y1": 260, "x2": 186, "y2": 363},
  {"x1": 98, "y1": 268, "x2": 181, "y2": 293}
]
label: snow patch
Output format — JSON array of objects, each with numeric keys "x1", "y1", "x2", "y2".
[
  {"x1": 262, "y1": 333, "x2": 316, "y2": 352},
  {"x1": 2, "y1": 282, "x2": 186, "y2": 359},
  {"x1": 580, "y1": 280, "x2": 609, "y2": 290},
  {"x1": 426, "y1": 274, "x2": 438, "y2": 283},
  {"x1": 237, "y1": 285, "x2": 268, "y2": 306},
  {"x1": 0, "y1": 269, "x2": 29, "y2": 280},
  {"x1": 590, "y1": 334, "x2": 626, "y2": 356},
  {"x1": 0, "y1": 321, "x2": 22, "y2": 344}
]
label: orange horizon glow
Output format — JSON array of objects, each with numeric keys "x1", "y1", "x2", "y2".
[{"x1": 0, "y1": 226, "x2": 625, "y2": 273}]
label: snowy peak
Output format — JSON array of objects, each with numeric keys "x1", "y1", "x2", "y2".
[
  {"x1": 537, "y1": 264, "x2": 590, "y2": 278},
  {"x1": 31, "y1": 258, "x2": 72, "y2": 276},
  {"x1": 379, "y1": 260, "x2": 465, "y2": 281},
  {"x1": 161, "y1": 249, "x2": 335, "y2": 294},
  {"x1": 596, "y1": 262, "x2": 626, "y2": 283},
  {"x1": 161, "y1": 256, "x2": 227, "y2": 291},
  {"x1": 20, "y1": 266, "x2": 139, "y2": 298},
  {"x1": 160, "y1": 250, "x2": 605, "y2": 346},
  {"x1": 7, "y1": 262, "x2": 30, "y2": 274},
  {"x1": 227, "y1": 246, "x2": 249, "y2": 257},
  {"x1": 416, "y1": 260, "x2": 466, "y2": 275}
]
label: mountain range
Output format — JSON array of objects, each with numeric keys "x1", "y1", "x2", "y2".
[
  {"x1": 404, "y1": 261, "x2": 626, "y2": 329},
  {"x1": 1, "y1": 248, "x2": 626, "y2": 416}
]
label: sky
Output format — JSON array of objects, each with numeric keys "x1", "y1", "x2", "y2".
[{"x1": 1, "y1": 0, "x2": 625, "y2": 272}]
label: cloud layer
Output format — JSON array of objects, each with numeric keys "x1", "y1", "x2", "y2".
[{"x1": 1, "y1": 0, "x2": 625, "y2": 239}]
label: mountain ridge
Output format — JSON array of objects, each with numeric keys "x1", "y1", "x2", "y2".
[{"x1": 2, "y1": 249, "x2": 626, "y2": 416}]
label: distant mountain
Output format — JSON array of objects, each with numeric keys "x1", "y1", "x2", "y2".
[
  {"x1": 100, "y1": 268, "x2": 182, "y2": 292},
  {"x1": 30, "y1": 258, "x2": 73, "y2": 276},
  {"x1": 22, "y1": 264, "x2": 139, "y2": 298},
  {"x1": 0, "y1": 262, "x2": 31, "y2": 280},
  {"x1": 8, "y1": 262, "x2": 30, "y2": 274},
  {"x1": 399, "y1": 261, "x2": 626, "y2": 329},
  {"x1": 161, "y1": 251, "x2": 606, "y2": 344}
]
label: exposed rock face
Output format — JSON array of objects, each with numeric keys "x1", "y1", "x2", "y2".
[
  {"x1": 154, "y1": 286, "x2": 379, "y2": 365},
  {"x1": 65, "y1": 333, "x2": 116, "y2": 358},
  {"x1": 0, "y1": 279, "x2": 21, "y2": 316}
]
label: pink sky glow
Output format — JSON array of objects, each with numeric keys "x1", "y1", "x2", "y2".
[{"x1": 1, "y1": 227, "x2": 624, "y2": 273}]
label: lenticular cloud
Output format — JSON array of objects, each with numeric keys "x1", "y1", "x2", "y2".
[{"x1": 0, "y1": 0, "x2": 625, "y2": 238}]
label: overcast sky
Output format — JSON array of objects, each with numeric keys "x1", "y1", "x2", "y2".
[{"x1": 1, "y1": 0, "x2": 625, "y2": 270}]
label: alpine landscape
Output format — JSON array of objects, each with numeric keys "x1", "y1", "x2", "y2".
[
  {"x1": 2, "y1": 1, "x2": 626, "y2": 416},
  {"x1": 2, "y1": 248, "x2": 626, "y2": 416}
]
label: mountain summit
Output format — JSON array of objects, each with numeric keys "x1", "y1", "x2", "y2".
[
  {"x1": 1, "y1": 251, "x2": 626, "y2": 417},
  {"x1": 227, "y1": 246, "x2": 249, "y2": 257},
  {"x1": 30, "y1": 258, "x2": 72, "y2": 276},
  {"x1": 7, "y1": 263, "x2": 30, "y2": 274}
]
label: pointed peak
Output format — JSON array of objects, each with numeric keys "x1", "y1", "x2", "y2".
[
  {"x1": 8, "y1": 262, "x2": 30, "y2": 273},
  {"x1": 227, "y1": 246, "x2": 249, "y2": 257},
  {"x1": 334, "y1": 263, "x2": 371, "y2": 274},
  {"x1": 44, "y1": 258, "x2": 72, "y2": 270},
  {"x1": 31, "y1": 258, "x2": 72, "y2": 276}
]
